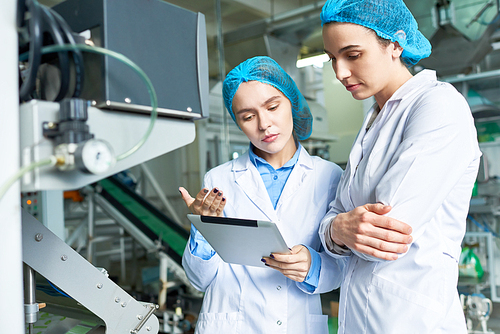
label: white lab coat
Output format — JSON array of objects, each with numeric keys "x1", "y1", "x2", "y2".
[
  {"x1": 183, "y1": 145, "x2": 346, "y2": 334},
  {"x1": 319, "y1": 70, "x2": 481, "y2": 334}
]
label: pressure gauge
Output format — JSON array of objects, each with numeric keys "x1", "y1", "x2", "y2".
[{"x1": 75, "y1": 139, "x2": 115, "y2": 174}]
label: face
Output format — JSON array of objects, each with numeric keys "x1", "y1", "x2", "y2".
[
  {"x1": 232, "y1": 81, "x2": 295, "y2": 158},
  {"x1": 322, "y1": 22, "x2": 404, "y2": 106}
]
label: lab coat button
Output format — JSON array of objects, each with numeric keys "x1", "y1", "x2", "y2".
[
  {"x1": 277, "y1": 320, "x2": 282, "y2": 326},
  {"x1": 273, "y1": 175, "x2": 278, "y2": 180},
  {"x1": 276, "y1": 285, "x2": 281, "y2": 290}
]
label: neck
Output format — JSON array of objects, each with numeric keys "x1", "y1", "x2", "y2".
[
  {"x1": 253, "y1": 136, "x2": 297, "y2": 169},
  {"x1": 375, "y1": 66, "x2": 413, "y2": 109}
]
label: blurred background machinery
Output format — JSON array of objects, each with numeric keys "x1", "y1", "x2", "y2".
[{"x1": 10, "y1": 0, "x2": 500, "y2": 333}]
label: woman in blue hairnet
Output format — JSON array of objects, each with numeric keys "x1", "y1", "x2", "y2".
[
  {"x1": 318, "y1": 0, "x2": 482, "y2": 333},
  {"x1": 180, "y1": 56, "x2": 346, "y2": 333}
]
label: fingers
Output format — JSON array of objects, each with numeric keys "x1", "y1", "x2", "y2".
[
  {"x1": 330, "y1": 207, "x2": 413, "y2": 261},
  {"x1": 368, "y1": 223, "x2": 413, "y2": 244},
  {"x1": 179, "y1": 187, "x2": 195, "y2": 207},
  {"x1": 201, "y1": 188, "x2": 226, "y2": 216},
  {"x1": 262, "y1": 245, "x2": 311, "y2": 282},
  {"x1": 371, "y1": 215, "x2": 412, "y2": 235},
  {"x1": 353, "y1": 242, "x2": 409, "y2": 261},
  {"x1": 179, "y1": 187, "x2": 227, "y2": 216},
  {"x1": 192, "y1": 188, "x2": 210, "y2": 211},
  {"x1": 364, "y1": 203, "x2": 392, "y2": 215},
  {"x1": 362, "y1": 204, "x2": 412, "y2": 235},
  {"x1": 349, "y1": 234, "x2": 409, "y2": 257},
  {"x1": 180, "y1": 187, "x2": 209, "y2": 215}
]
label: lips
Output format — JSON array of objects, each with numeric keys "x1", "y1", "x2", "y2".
[
  {"x1": 345, "y1": 84, "x2": 361, "y2": 92},
  {"x1": 262, "y1": 134, "x2": 279, "y2": 143}
]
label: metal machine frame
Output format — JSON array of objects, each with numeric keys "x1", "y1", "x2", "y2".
[{"x1": 23, "y1": 208, "x2": 160, "y2": 333}]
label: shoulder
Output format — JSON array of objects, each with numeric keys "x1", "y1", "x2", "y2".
[
  {"x1": 413, "y1": 79, "x2": 469, "y2": 114},
  {"x1": 203, "y1": 154, "x2": 248, "y2": 186},
  {"x1": 304, "y1": 152, "x2": 343, "y2": 182},
  {"x1": 205, "y1": 160, "x2": 233, "y2": 178},
  {"x1": 403, "y1": 79, "x2": 473, "y2": 129}
]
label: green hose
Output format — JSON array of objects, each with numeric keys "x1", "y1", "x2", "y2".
[
  {"x1": 0, "y1": 156, "x2": 56, "y2": 201},
  {"x1": 21, "y1": 43, "x2": 158, "y2": 161}
]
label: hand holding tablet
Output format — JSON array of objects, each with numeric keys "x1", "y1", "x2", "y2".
[{"x1": 187, "y1": 214, "x2": 291, "y2": 267}]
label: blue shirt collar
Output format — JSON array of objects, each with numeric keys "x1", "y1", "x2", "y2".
[{"x1": 248, "y1": 142, "x2": 301, "y2": 171}]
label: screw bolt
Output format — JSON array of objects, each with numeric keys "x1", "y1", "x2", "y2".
[
  {"x1": 146, "y1": 327, "x2": 151, "y2": 331},
  {"x1": 35, "y1": 233, "x2": 43, "y2": 242},
  {"x1": 137, "y1": 315, "x2": 143, "y2": 320},
  {"x1": 115, "y1": 297, "x2": 120, "y2": 303},
  {"x1": 61, "y1": 255, "x2": 68, "y2": 261},
  {"x1": 96, "y1": 283, "x2": 103, "y2": 289},
  {"x1": 121, "y1": 302, "x2": 127, "y2": 307}
]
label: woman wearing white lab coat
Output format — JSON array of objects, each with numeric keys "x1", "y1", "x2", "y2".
[
  {"x1": 318, "y1": 1, "x2": 482, "y2": 333},
  {"x1": 180, "y1": 56, "x2": 346, "y2": 334}
]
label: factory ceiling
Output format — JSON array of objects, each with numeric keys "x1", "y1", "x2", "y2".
[{"x1": 39, "y1": 0, "x2": 500, "y2": 79}]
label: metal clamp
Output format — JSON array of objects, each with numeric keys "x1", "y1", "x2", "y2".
[{"x1": 130, "y1": 303, "x2": 159, "y2": 334}]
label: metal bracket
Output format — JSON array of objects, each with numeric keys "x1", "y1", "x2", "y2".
[{"x1": 22, "y1": 208, "x2": 159, "y2": 334}]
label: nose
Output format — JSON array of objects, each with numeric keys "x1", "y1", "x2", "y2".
[
  {"x1": 258, "y1": 113, "x2": 271, "y2": 131},
  {"x1": 334, "y1": 60, "x2": 351, "y2": 83}
]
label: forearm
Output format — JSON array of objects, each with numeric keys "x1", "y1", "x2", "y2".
[{"x1": 182, "y1": 241, "x2": 220, "y2": 292}]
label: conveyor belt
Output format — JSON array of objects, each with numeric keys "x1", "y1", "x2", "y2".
[{"x1": 96, "y1": 177, "x2": 189, "y2": 266}]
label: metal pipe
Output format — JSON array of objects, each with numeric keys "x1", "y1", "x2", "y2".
[
  {"x1": 139, "y1": 163, "x2": 183, "y2": 226},
  {"x1": 87, "y1": 191, "x2": 95, "y2": 263},
  {"x1": 442, "y1": 68, "x2": 500, "y2": 83},
  {"x1": 216, "y1": 0, "x2": 230, "y2": 163},
  {"x1": 119, "y1": 227, "x2": 126, "y2": 281},
  {"x1": 24, "y1": 264, "x2": 38, "y2": 330},
  {"x1": 23, "y1": 265, "x2": 36, "y2": 304},
  {"x1": 65, "y1": 215, "x2": 88, "y2": 247},
  {"x1": 158, "y1": 253, "x2": 168, "y2": 310}
]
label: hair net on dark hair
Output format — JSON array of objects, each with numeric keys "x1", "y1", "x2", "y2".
[
  {"x1": 320, "y1": 0, "x2": 431, "y2": 65},
  {"x1": 223, "y1": 56, "x2": 313, "y2": 140}
]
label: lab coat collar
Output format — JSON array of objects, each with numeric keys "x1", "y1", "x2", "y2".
[
  {"x1": 231, "y1": 145, "x2": 313, "y2": 221},
  {"x1": 277, "y1": 146, "x2": 313, "y2": 209},
  {"x1": 388, "y1": 69, "x2": 437, "y2": 103},
  {"x1": 231, "y1": 144, "x2": 313, "y2": 171}
]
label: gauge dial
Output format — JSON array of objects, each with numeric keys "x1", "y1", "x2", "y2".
[{"x1": 76, "y1": 139, "x2": 115, "y2": 174}]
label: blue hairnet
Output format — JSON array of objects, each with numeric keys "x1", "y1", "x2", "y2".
[
  {"x1": 320, "y1": 0, "x2": 431, "y2": 65},
  {"x1": 223, "y1": 56, "x2": 312, "y2": 141}
]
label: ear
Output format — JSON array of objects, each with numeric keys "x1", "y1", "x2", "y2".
[{"x1": 391, "y1": 41, "x2": 404, "y2": 59}]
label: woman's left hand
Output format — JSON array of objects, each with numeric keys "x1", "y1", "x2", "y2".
[{"x1": 262, "y1": 245, "x2": 311, "y2": 282}]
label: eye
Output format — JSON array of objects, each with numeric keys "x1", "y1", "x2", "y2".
[
  {"x1": 243, "y1": 114, "x2": 254, "y2": 121},
  {"x1": 348, "y1": 53, "x2": 360, "y2": 60},
  {"x1": 268, "y1": 104, "x2": 279, "y2": 111}
]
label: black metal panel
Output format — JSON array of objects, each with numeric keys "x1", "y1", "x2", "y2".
[{"x1": 53, "y1": 0, "x2": 208, "y2": 118}]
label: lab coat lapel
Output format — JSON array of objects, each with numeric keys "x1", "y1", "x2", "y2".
[
  {"x1": 276, "y1": 146, "x2": 312, "y2": 210},
  {"x1": 233, "y1": 154, "x2": 278, "y2": 222}
]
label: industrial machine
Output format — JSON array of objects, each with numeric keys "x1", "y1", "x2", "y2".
[
  {"x1": 2, "y1": 0, "x2": 209, "y2": 333},
  {"x1": 462, "y1": 293, "x2": 495, "y2": 334}
]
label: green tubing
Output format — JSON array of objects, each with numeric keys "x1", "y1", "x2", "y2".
[
  {"x1": 21, "y1": 43, "x2": 158, "y2": 162},
  {"x1": 0, "y1": 156, "x2": 56, "y2": 201}
]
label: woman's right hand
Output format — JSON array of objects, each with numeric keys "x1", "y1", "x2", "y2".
[
  {"x1": 179, "y1": 187, "x2": 226, "y2": 217},
  {"x1": 330, "y1": 203, "x2": 413, "y2": 260}
]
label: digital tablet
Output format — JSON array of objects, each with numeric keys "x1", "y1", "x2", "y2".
[{"x1": 187, "y1": 214, "x2": 291, "y2": 268}]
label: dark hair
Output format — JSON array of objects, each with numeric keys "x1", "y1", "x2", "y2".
[{"x1": 371, "y1": 30, "x2": 410, "y2": 67}]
